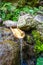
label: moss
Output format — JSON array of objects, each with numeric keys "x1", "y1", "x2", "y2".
[
  {"x1": 32, "y1": 30, "x2": 43, "y2": 54},
  {"x1": 26, "y1": 35, "x2": 32, "y2": 44},
  {"x1": 32, "y1": 30, "x2": 41, "y2": 40}
]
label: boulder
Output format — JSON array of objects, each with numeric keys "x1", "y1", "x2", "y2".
[
  {"x1": 0, "y1": 27, "x2": 13, "y2": 41},
  {"x1": 25, "y1": 34, "x2": 33, "y2": 44},
  {"x1": 17, "y1": 14, "x2": 37, "y2": 31},
  {"x1": 34, "y1": 14, "x2": 43, "y2": 23},
  {"x1": 3, "y1": 20, "x2": 17, "y2": 27},
  {"x1": 0, "y1": 40, "x2": 20, "y2": 65},
  {"x1": 34, "y1": 14, "x2": 43, "y2": 35}
]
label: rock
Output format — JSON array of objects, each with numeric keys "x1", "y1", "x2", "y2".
[
  {"x1": 39, "y1": 1, "x2": 43, "y2": 6},
  {"x1": 3, "y1": 20, "x2": 17, "y2": 27},
  {"x1": 27, "y1": 60, "x2": 34, "y2": 65},
  {"x1": 2, "y1": 28, "x2": 11, "y2": 36},
  {"x1": 0, "y1": 40, "x2": 20, "y2": 65},
  {"x1": 28, "y1": 45, "x2": 35, "y2": 56},
  {"x1": 17, "y1": 14, "x2": 37, "y2": 31},
  {"x1": 36, "y1": 24, "x2": 43, "y2": 36},
  {"x1": 20, "y1": 11, "x2": 26, "y2": 16},
  {"x1": 23, "y1": 44, "x2": 35, "y2": 60},
  {"x1": 26, "y1": 35, "x2": 33, "y2": 44},
  {"x1": 0, "y1": 18, "x2": 3, "y2": 26},
  {"x1": 34, "y1": 14, "x2": 43, "y2": 35},
  {"x1": 37, "y1": 11, "x2": 43, "y2": 15},
  {"x1": 34, "y1": 14, "x2": 43, "y2": 23},
  {"x1": 0, "y1": 27, "x2": 14, "y2": 41}
]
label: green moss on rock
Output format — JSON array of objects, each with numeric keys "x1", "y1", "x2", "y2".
[
  {"x1": 32, "y1": 30, "x2": 43, "y2": 54},
  {"x1": 26, "y1": 35, "x2": 32, "y2": 44}
]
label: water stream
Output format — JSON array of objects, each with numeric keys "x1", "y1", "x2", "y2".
[
  {"x1": 19, "y1": 38, "x2": 23, "y2": 65},
  {"x1": 0, "y1": 31, "x2": 3, "y2": 42},
  {"x1": 19, "y1": 39, "x2": 28, "y2": 65}
]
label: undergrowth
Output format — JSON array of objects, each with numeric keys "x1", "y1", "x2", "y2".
[{"x1": 0, "y1": 2, "x2": 43, "y2": 21}]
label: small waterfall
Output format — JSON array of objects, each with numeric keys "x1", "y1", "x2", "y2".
[
  {"x1": 19, "y1": 38, "x2": 28, "y2": 65},
  {"x1": 19, "y1": 38, "x2": 23, "y2": 65},
  {"x1": 0, "y1": 31, "x2": 3, "y2": 42}
]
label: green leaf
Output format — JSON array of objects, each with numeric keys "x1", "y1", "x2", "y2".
[{"x1": 36, "y1": 57, "x2": 43, "y2": 65}]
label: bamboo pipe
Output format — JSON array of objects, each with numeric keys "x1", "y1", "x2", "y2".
[{"x1": 10, "y1": 27, "x2": 25, "y2": 39}]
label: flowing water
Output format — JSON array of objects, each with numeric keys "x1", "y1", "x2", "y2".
[
  {"x1": 0, "y1": 31, "x2": 3, "y2": 42},
  {"x1": 19, "y1": 39, "x2": 27, "y2": 65},
  {"x1": 19, "y1": 39, "x2": 23, "y2": 65}
]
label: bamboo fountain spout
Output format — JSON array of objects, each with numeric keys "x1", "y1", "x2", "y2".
[
  {"x1": 10, "y1": 27, "x2": 25, "y2": 39},
  {"x1": 10, "y1": 27, "x2": 25, "y2": 65}
]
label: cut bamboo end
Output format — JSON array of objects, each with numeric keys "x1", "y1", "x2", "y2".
[{"x1": 10, "y1": 27, "x2": 25, "y2": 39}]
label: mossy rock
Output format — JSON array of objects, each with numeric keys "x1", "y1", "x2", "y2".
[
  {"x1": 26, "y1": 35, "x2": 33, "y2": 44},
  {"x1": 32, "y1": 30, "x2": 43, "y2": 54},
  {"x1": 0, "y1": 40, "x2": 20, "y2": 65}
]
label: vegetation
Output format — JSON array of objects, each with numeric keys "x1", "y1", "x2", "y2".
[
  {"x1": 18, "y1": 0, "x2": 39, "y2": 7},
  {"x1": 32, "y1": 30, "x2": 43, "y2": 54},
  {"x1": 0, "y1": 2, "x2": 42, "y2": 21},
  {"x1": 36, "y1": 57, "x2": 43, "y2": 65}
]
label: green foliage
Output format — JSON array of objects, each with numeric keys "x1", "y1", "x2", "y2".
[
  {"x1": 36, "y1": 57, "x2": 43, "y2": 65},
  {"x1": 0, "y1": 2, "x2": 42, "y2": 21},
  {"x1": 22, "y1": 6, "x2": 39, "y2": 15},
  {"x1": 18, "y1": 0, "x2": 39, "y2": 7},
  {"x1": 32, "y1": 30, "x2": 43, "y2": 54},
  {"x1": 0, "y1": 2, "x2": 17, "y2": 21}
]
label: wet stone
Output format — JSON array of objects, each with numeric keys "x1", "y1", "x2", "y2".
[
  {"x1": 0, "y1": 40, "x2": 20, "y2": 65},
  {"x1": 27, "y1": 60, "x2": 35, "y2": 65}
]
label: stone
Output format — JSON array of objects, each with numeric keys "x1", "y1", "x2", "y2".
[
  {"x1": 28, "y1": 45, "x2": 35, "y2": 56},
  {"x1": 27, "y1": 60, "x2": 34, "y2": 65},
  {"x1": 20, "y1": 11, "x2": 26, "y2": 16},
  {"x1": 34, "y1": 14, "x2": 43, "y2": 23},
  {"x1": 36, "y1": 24, "x2": 43, "y2": 36},
  {"x1": 0, "y1": 40, "x2": 20, "y2": 65},
  {"x1": 26, "y1": 35, "x2": 33, "y2": 44},
  {"x1": 0, "y1": 18, "x2": 3, "y2": 26},
  {"x1": 23, "y1": 44, "x2": 35, "y2": 60},
  {"x1": 17, "y1": 14, "x2": 37, "y2": 31},
  {"x1": 34, "y1": 14, "x2": 43, "y2": 36},
  {"x1": 3, "y1": 20, "x2": 17, "y2": 27},
  {"x1": 39, "y1": 1, "x2": 43, "y2": 6}
]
